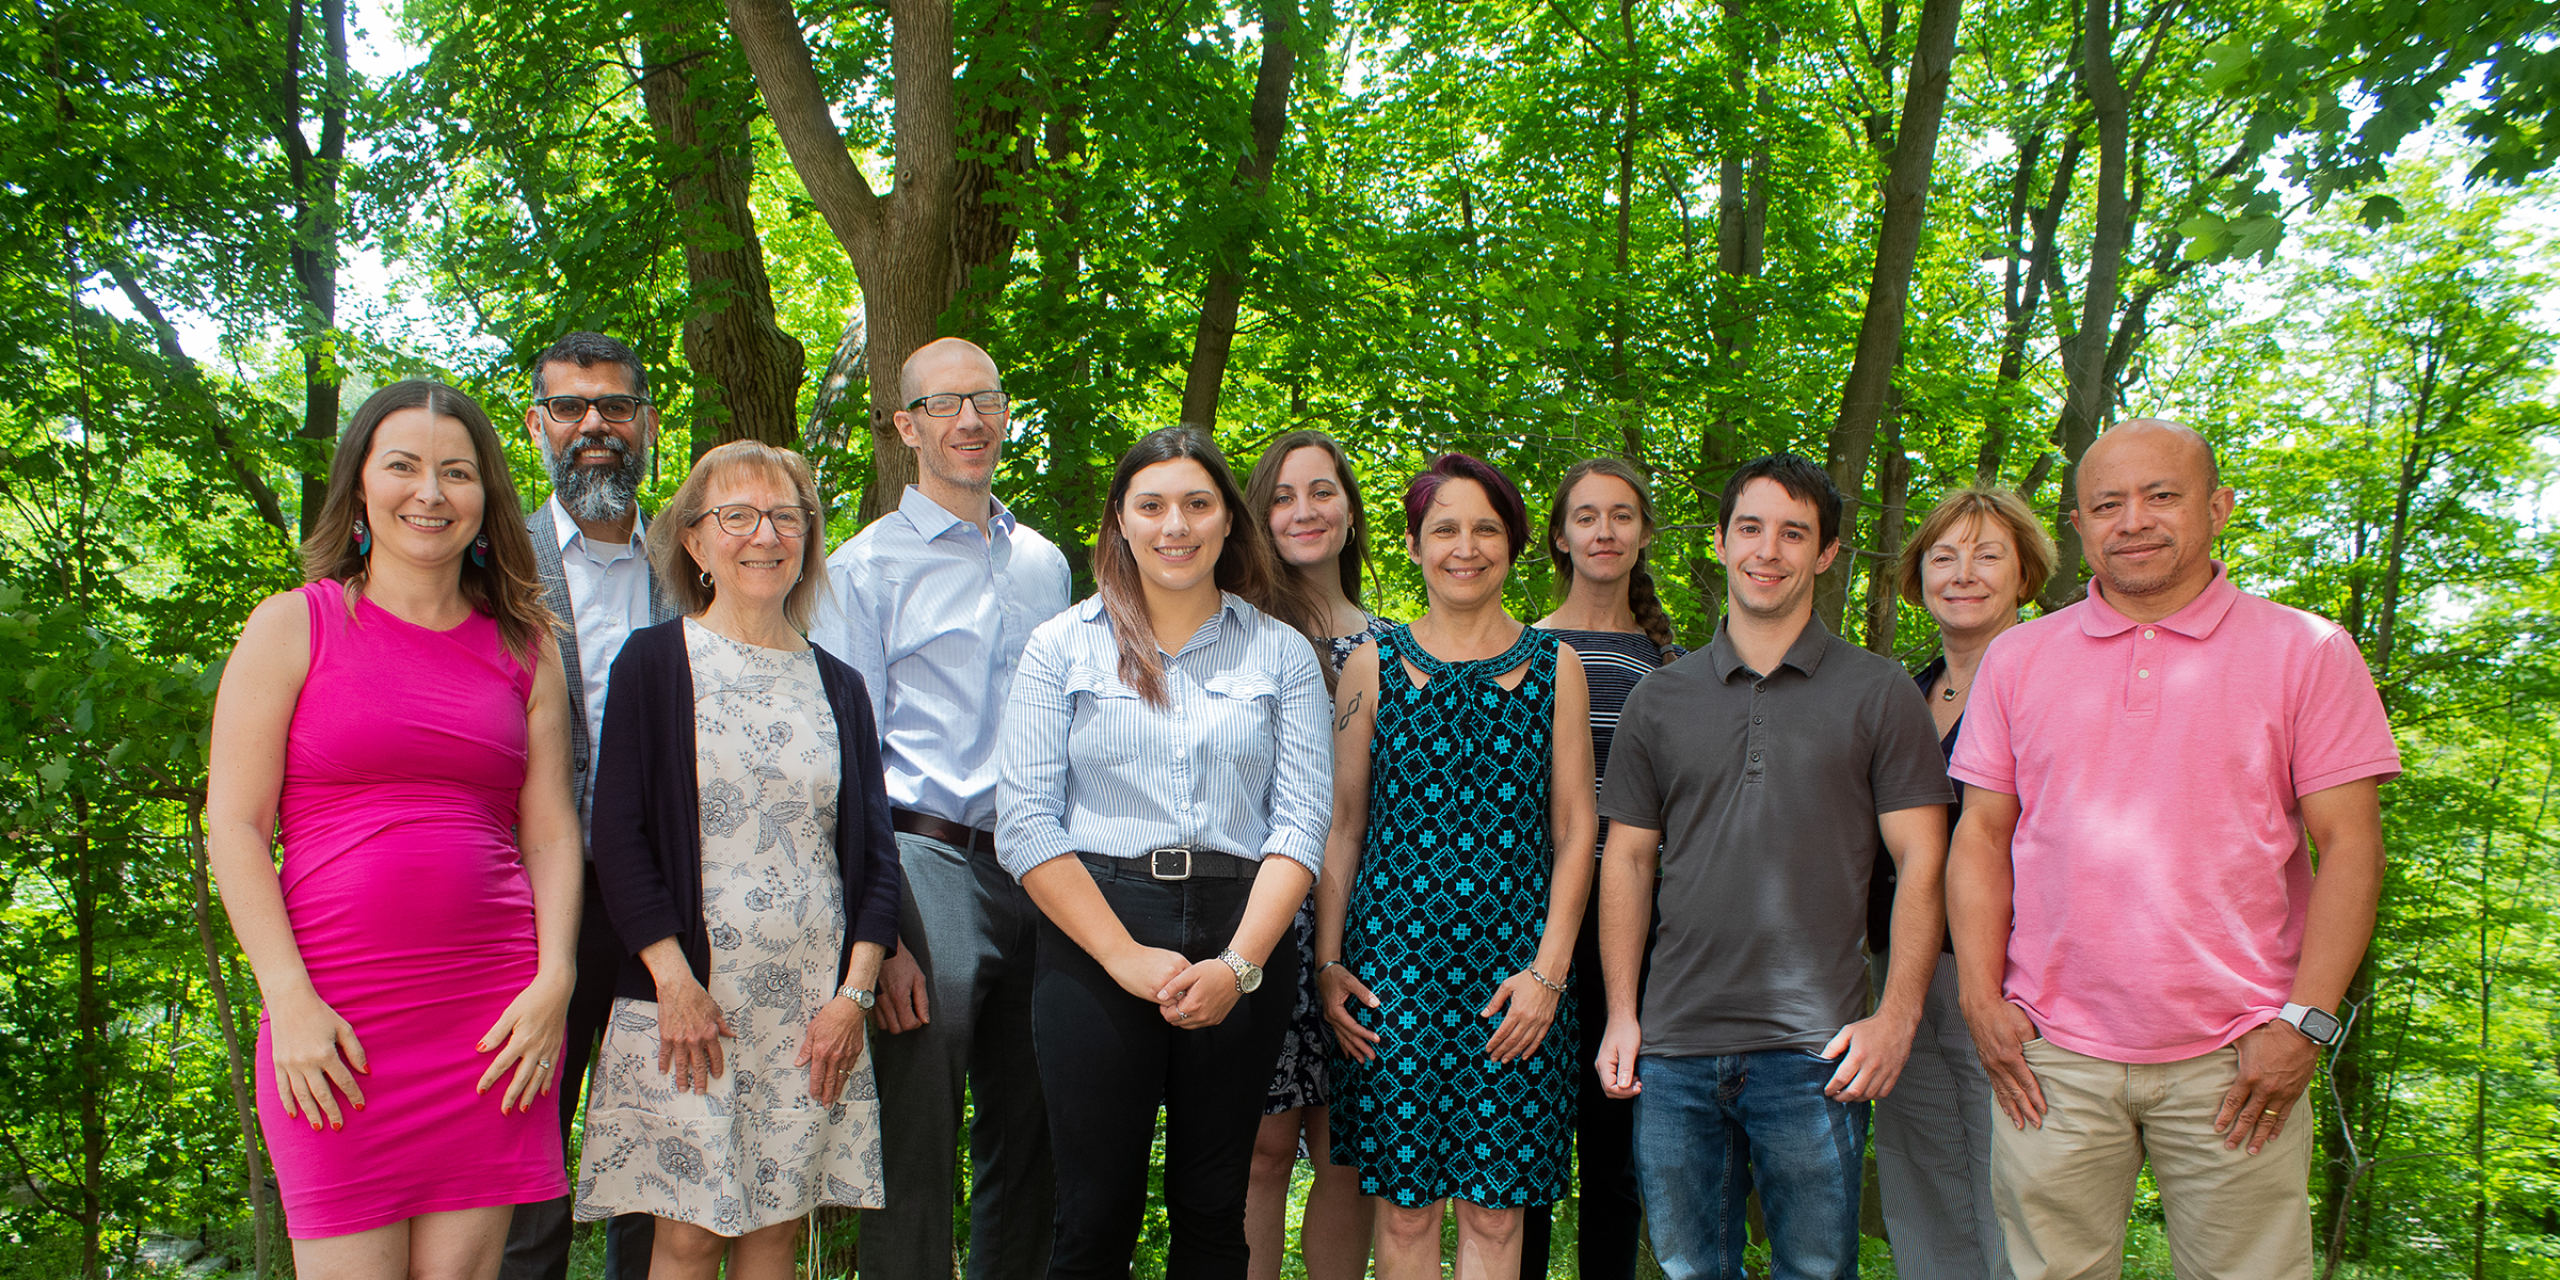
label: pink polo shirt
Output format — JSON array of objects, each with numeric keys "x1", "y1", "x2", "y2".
[{"x1": 1949, "y1": 563, "x2": 2399, "y2": 1063}]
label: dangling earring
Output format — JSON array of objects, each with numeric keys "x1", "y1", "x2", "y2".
[
  {"x1": 470, "y1": 533, "x2": 490, "y2": 568},
  {"x1": 352, "y1": 520, "x2": 371, "y2": 557}
]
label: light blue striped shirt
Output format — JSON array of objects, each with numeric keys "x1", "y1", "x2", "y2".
[
  {"x1": 807, "y1": 486, "x2": 1075, "y2": 832},
  {"x1": 997, "y1": 593, "x2": 1333, "y2": 881}
]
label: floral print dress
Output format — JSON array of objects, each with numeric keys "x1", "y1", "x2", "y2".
[{"x1": 575, "y1": 620, "x2": 886, "y2": 1234}]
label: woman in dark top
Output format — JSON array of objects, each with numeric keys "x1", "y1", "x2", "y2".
[
  {"x1": 580, "y1": 442, "x2": 902, "y2": 1280},
  {"x1": 1318, "y1": 453, "x2": 1596, "y2": 1280},
  {"x1": 1521, "y1": 457, "x2": 1681, "y2": 1280},
  {"x1": 1240, "y1": 431, "x2": 1385, "y2": 1280},
  {"x1": 1868, "y1": 485, "x2": 2054, "y2": 1280}
]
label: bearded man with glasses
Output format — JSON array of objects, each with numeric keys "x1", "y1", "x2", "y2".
[{"x1": 501, "y1": 331, "x2": 677, "y2": 1280}]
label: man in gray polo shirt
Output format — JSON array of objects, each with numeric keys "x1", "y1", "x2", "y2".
[{"x1": 1594, "y1": 452, "x2": 1951, "y2": 1280}]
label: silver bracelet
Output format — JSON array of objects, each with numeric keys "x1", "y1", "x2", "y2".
[{"x1": 1527, "y1": 967, "x2": 1566, "y2": 995}]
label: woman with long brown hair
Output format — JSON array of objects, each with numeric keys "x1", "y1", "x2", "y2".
[
  {"x1": 1238, "y1": 430, "x2": 1385, "y2": 1280},
  {"x1": 207, "y1": 380, "x2": 580, "y2": 1279},
  {"x1": 999, "y1": 426, "x2": 1333, "y2": 1278},
  {"x1": 1519, "y1": 456, "x2": 1682, "y2": 1280}
]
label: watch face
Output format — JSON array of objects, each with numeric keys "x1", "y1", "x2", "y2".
[
  {"x1": 1239, "y1": 965, "x2": 1263, "y2": 993},
  {"x1": 2299, "y1": 1007, "x2": 2342, "y2": 1044}
]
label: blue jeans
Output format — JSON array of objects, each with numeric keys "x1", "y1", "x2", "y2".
[{"x1": 1633, "y1": 1051, "x2": 1867, "y2": 1280}]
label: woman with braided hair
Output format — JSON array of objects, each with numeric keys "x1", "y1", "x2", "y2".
[{"x1": 1521, "y1": 456, "x2": 1683, "y2": 1280}]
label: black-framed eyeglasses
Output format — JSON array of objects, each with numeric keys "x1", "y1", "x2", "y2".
[
  {"x1": 536, "y1": 394, "x2": 653, "y2": 424},
  {"x1": 903, "y1": 390, "x2": 1010, "y2": 418},
  {"x1": 695, "y1": 504, "x2": 815, "y2": 538}
]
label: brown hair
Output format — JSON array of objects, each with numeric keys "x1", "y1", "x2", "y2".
[
  {"x1": 1895, "y1": 485, "x2": 2059, "y2": 607},
  {"x1": 1545, "y1": 457, "x2": 1678, "y2": 658},
  {"x1": 1094, "y1": 428, "x2": 1324, "y2": 706},
  {"x1": 301, "y1": 380, "x2": 554, "y2": 658},
  {"x1": 648, "y1": 441, "x2": 831, "y2": 632},
  {"x1": 1243, "y1": 430, "x2": 1370, "y2": 607}
]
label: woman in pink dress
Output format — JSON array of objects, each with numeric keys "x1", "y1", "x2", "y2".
[{"x1": 208, "y1": 380, "x2": 583, "y2": 1279}]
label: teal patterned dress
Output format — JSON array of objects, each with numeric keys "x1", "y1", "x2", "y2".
[{"x1": 1329, "y1": 622, "x2": 1576, "y2": 1208}]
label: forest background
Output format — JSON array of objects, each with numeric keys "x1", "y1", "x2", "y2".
[{"x1": 4, "y1": 0, "x2": 2560, "y2": 1274}]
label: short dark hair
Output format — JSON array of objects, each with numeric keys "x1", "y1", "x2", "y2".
[
  {"x1": 531, "y1": 332, "x2": 648, "y2": 400},
  {"x1": 1719, "y1": 452, "x2": 1843, "y2": 548},
  {"x1": 1402, "y1": 453, "x2": 1531, "y2": 562}
]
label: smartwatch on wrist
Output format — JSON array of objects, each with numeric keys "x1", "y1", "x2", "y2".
[{"x1": 2278, "y1": 1002, "x2": 2341, "y2": 1046}]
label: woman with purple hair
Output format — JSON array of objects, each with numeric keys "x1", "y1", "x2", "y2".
[{"x1": 1314, "y1": 453, "x2": 1596, "y2": 1280}]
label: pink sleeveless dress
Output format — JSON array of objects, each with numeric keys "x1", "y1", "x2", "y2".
[{"x1": 256, "y1": 581, "x2": 566, "y2": 1238}]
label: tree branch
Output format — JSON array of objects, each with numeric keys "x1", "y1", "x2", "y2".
[
  {"x1": 723, "y1": 0, "x2": 886, "y2": 274},
  {"x1": 100, "y1": 259, "x2": 291, "y2": 534}
]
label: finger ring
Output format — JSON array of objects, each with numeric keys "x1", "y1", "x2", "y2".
[
  {"x1": 1173, "y1": 1010, "x2": 1188, "y2": 1020},
  {"x1": 539, "y1": 1059, "x2": 553, "y2": 1070}
]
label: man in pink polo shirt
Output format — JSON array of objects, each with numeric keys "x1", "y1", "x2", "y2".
[{"x1": 1946, "y1": 419, "x2": 2398, "y2": 1279}]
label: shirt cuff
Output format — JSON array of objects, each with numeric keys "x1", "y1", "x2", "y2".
[
  {"x1": 1261, "y1": 827, "x2": 1324, "y2": 879},
  {"x1": 998, "y1": 836, "x2": 1078, "y2": 882}
]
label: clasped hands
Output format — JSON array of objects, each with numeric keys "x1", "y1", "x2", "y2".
[{"x1": 1105, "y1": 944, "x2": 1245, "y2": 1027}]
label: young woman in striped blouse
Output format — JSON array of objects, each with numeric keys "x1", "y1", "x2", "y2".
[{"x1": 998, "y1": 426, "x2": 1333, "y2": 1279}]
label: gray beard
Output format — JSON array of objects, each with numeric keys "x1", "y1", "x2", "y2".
[{"x1": 543, "y1": 433, "x2": 647, "y2": 528}]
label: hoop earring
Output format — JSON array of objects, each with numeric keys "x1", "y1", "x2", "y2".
[
  {"x1": 470, "y1": 533, "x2": 490, "y2": 568},
  {"x1": 698, "y1": 570, "x2": 715, "y2": 590},
  {"x1": 352, "y1": 520, "x2": 371, "y2": 557}
]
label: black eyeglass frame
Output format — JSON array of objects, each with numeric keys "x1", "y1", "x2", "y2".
[
  {"x1": 692, "y1": 504, "x2": 817, "y2": 538},
  {"x1": 902, "y1": 390, "x2": 1012, "y2": 418},
  {"x1": 535, "y1": 394, "x2": 656, "y2": 425}
]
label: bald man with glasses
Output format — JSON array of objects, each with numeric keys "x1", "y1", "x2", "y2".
[{"x1": 501, "y1": 331, "x2": 676, "y2": 1280}]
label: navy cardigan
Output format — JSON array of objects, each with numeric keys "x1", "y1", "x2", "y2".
[{"x1": 590, "y1": 618, "x2": 904, "y2": 1002}]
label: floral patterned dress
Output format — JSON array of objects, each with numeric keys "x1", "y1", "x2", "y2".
[{"x1": 575, "y1": 620, "x2": 886, "y2": 1234}]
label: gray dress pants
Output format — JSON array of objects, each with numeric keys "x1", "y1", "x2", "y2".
[
  {"x1": 862, "y1": 830, "x2": 1055, "y2": 1280},
  {"x1": 1874, "y1": 954, "x2": 2013, "y2": 1280}
]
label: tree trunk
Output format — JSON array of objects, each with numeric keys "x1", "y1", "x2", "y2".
[
  {"x1": 1178, "y1": 0, "x2": 1299, "y2": 430},
  {"x1": 1607, "y1": 0, "x2": 1644, "y2": 458},
  {"x1": 1978, "y1": 116, "x2": 2081, "y2": 485},
  {"x1": 278, "y1": 0, "x2": 348, "y2": 538},
  {"x1": 1816, "y1": 0, "x2": 1961, "y2": 632},
  {"x1": 640, "y1": 3, "x2": 807, "y2": 457},
  {"x1": 1863, "y1": 410, "x2": 1912, "y2": 655},
  {"x1": 2039, "y1": 0, "x2": 2131, "y2": 613},
  {"x1": 188, "y1": 803, "x2": 273, "y2": 1278},
  {"x1": 72, "y1": 795, "x2": 104, "y2": 1278},
  {"x1": 725, "y1": 0, "x2": 954, "y2": 524}
]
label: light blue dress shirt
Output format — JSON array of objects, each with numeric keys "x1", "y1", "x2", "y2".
[
  {"x1": 996, "y1": 593, "x2": 1333, "y2": 881},
  {"x1": 807, "y1": 486, "x2": 1074, "y2": 832}
]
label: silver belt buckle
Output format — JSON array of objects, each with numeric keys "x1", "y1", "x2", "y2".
[{"x1": 1148, "y1": 846, "x2": 1193, "y2": 881}]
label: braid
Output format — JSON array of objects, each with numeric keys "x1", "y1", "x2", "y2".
[{"x1": 1627, "y1": 556, "x2": 1677, "y2": 658}]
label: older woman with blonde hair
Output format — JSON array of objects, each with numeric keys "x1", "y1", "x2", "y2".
[
  {"x1": 576, "y1": 441, "x2": 903, "y2": 1280},
  {"x1": 1869, "y1": 484, "x2": 2056, "y2": 1280}
]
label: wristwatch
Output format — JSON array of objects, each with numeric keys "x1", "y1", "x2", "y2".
[
  {"x1": 838, "y1": 983, "x2": 877, "y2": 1010},
  {"x1": 2278, "y1": 1002, "x2": 2342, "y2": 1046},
  {"x1": 1216, "y1": 948, "x2": 1264, "y2": 994}
]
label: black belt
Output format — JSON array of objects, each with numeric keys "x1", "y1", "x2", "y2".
[
  {"x1": 892, "y1": 807, "x2": 998, "y2": 857},
  {"x1": 1077, "y1": 847, "x2": 1259, "y2": 882}
]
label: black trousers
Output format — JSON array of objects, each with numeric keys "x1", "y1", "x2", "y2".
[
  {"x1": 1520, "y1": 873, "x2": 1649, "y2": 1280},
  {"x1": 1031, "y1": 869, "x2": 1298, "y2": 1280},
  {"x1": 499, "y1": 862, "x2": 653, "y2": 1280}
]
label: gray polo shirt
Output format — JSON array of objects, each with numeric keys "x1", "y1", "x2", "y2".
[{"x1": 1600, "y1": 618, "x2": 1951, "y2": 1056}]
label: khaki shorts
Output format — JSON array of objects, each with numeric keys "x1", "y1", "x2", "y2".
[{"x1": 1990, "y1": 1037, "x2": 2314, "y2": 1280}]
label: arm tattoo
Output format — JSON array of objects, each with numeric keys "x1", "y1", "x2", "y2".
[{"x1": 1334, "y1": 690, "x2": 1364, "y2": 731}]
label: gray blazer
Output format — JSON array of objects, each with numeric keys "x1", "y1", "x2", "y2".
[{"x1": 528, "y1": 501, "x2": 679, "y2": 813}]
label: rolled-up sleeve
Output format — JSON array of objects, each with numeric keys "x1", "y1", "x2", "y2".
[
  {"x1": 996, "y1": 621, "x2": 1079, "y2": 879},
  {"x1": 1260, "y1": 641, "x2": 1332, "y2": 876}
]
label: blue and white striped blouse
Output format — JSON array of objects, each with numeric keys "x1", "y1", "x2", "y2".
[{"x1": 995, "y1": 592, "x2": 1332, "y2": 881}]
